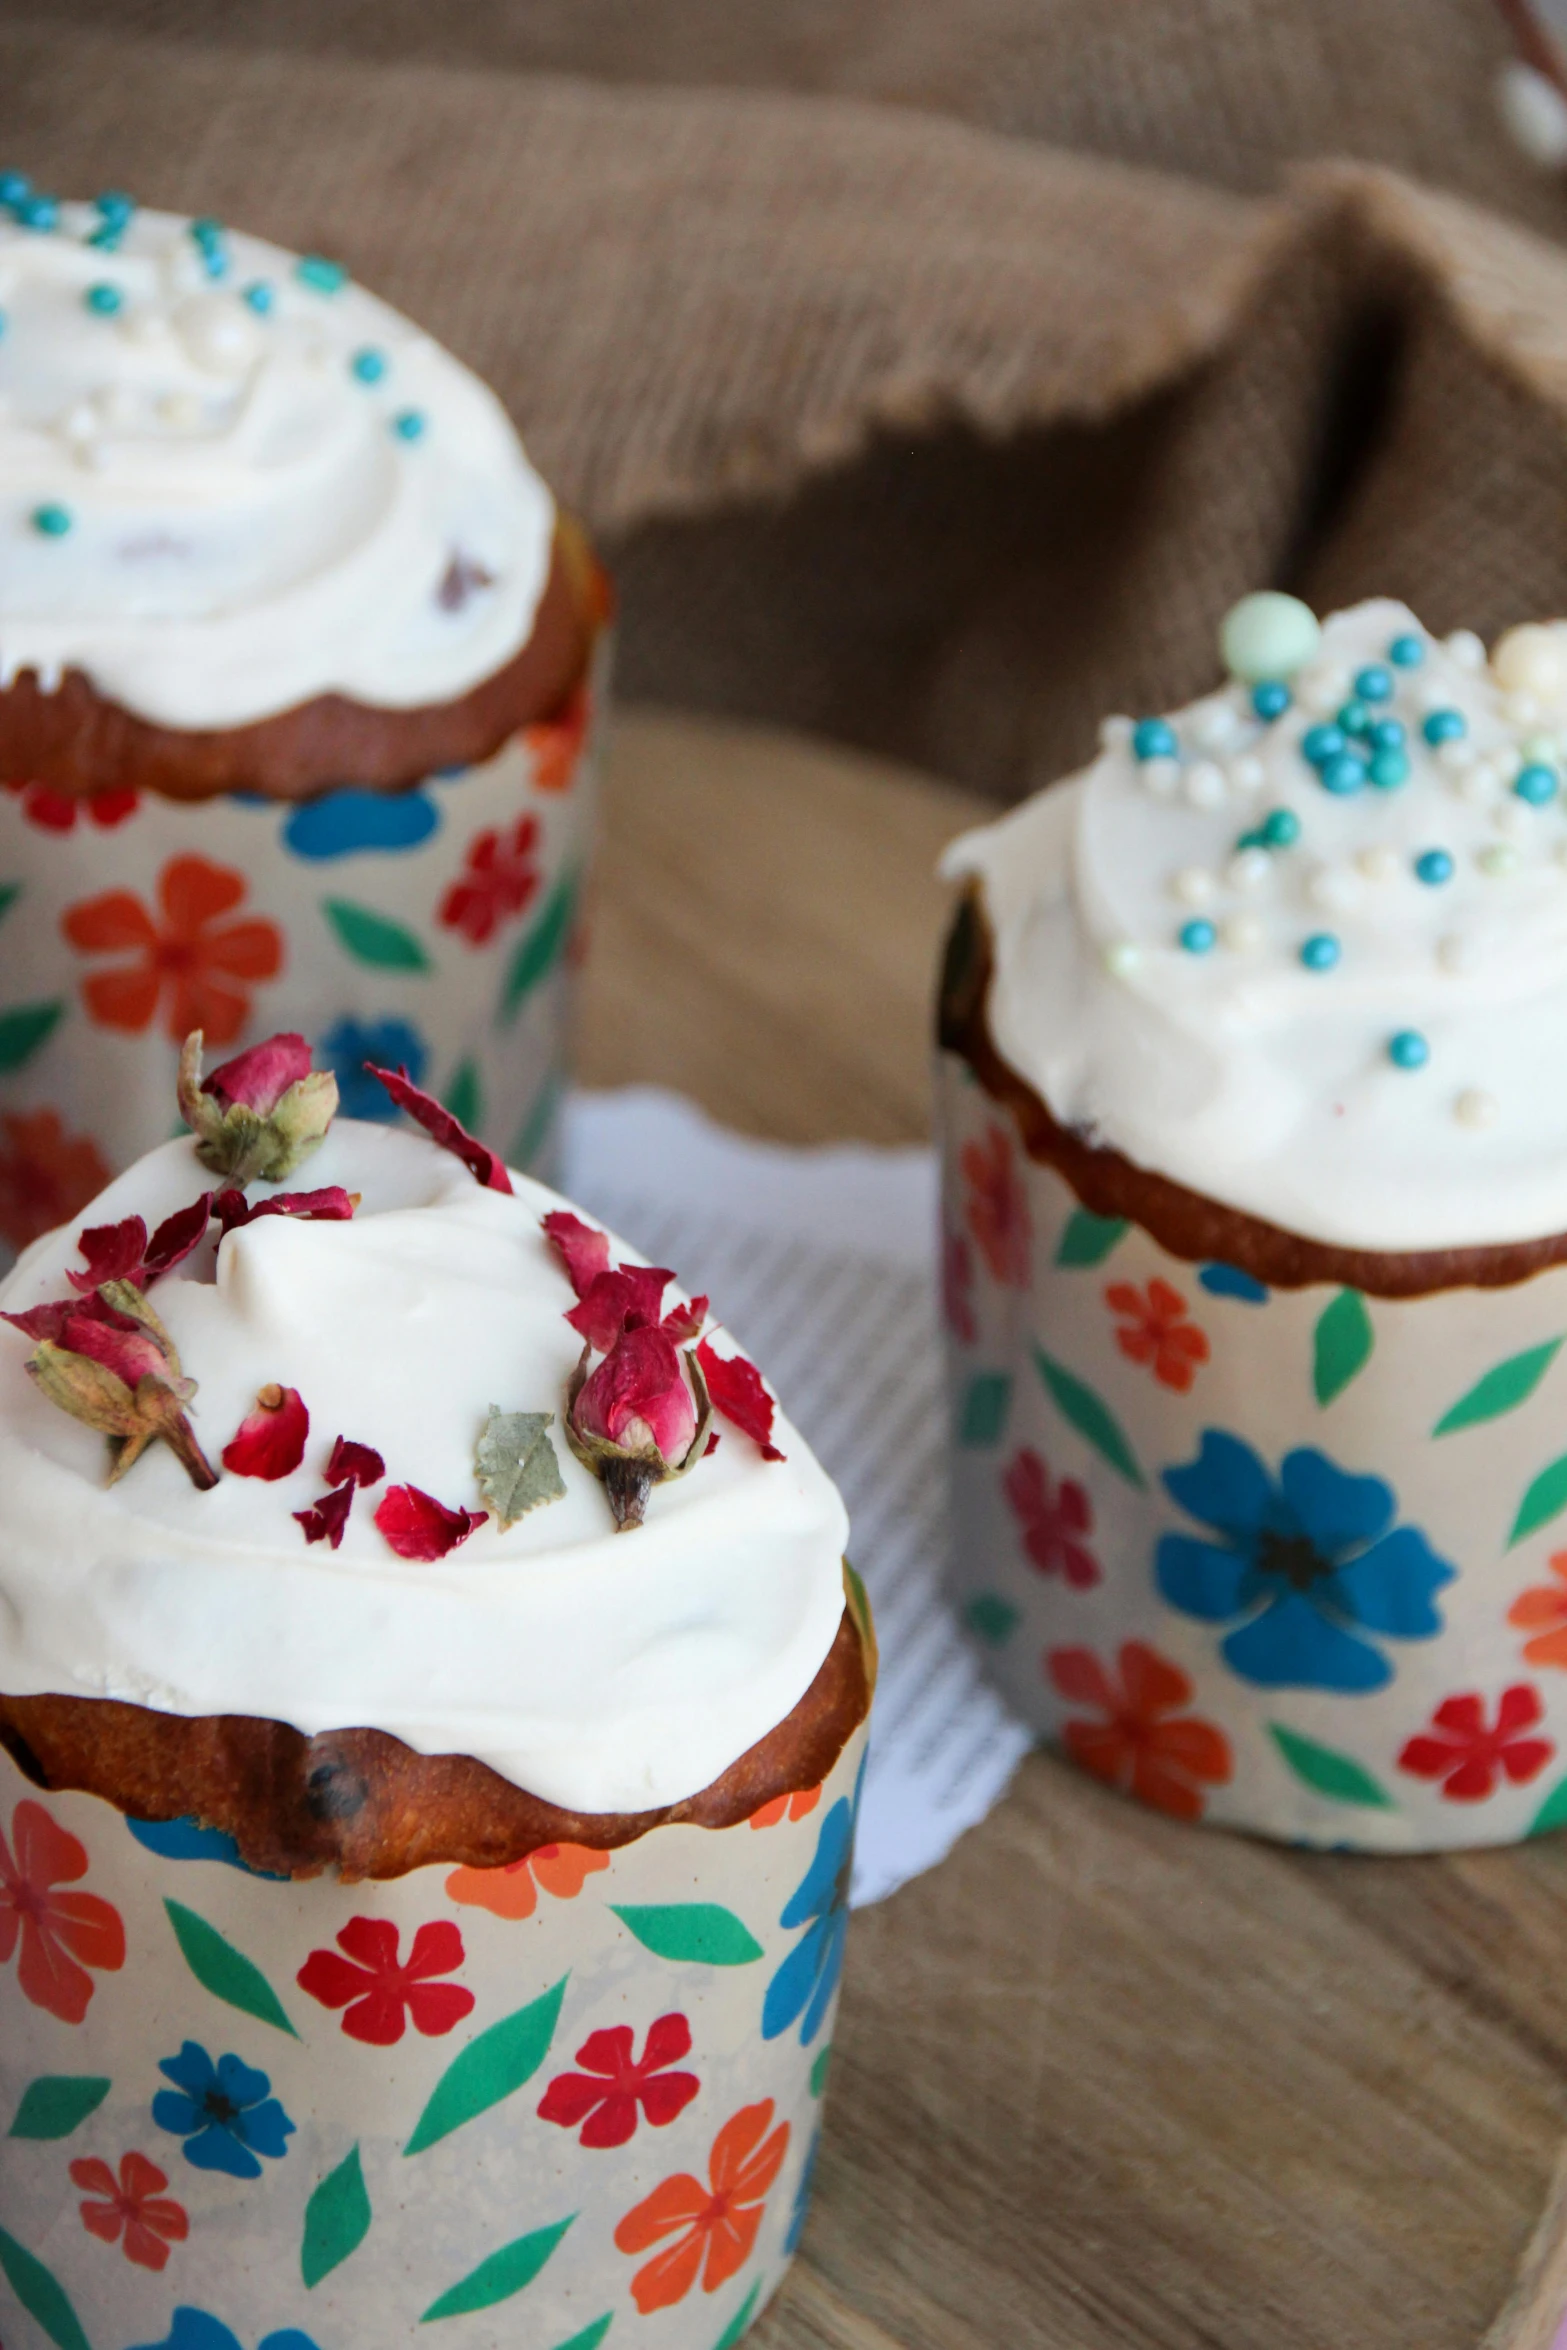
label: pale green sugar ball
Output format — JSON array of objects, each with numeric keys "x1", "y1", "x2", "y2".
[{"x1": 1219, "y1": 591, "x2": 1322, "y2": 683}]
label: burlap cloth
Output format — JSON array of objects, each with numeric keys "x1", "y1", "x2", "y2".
[{"x1": 7, "y1": 1, "x2": 1567, "y2": 802}]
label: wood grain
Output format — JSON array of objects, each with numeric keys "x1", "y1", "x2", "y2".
[{"x1": 583, "y1": 711, "x2": 1567, "y2": 2350}]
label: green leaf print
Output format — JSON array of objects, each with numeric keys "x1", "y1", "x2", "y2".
[
  {"x1": 712, "y1": 2281, "x2": 764, "y2": 2350},
  {"x1": 0, "y1": 1001, "x2": 64, "y2": 1072},
  {"x1": 810, "y1": 2045, "x2": 833, "y2": 2098},
  {"x1": 443, "y1": 1057, "x2": 483, "y2": 1134},
  {"x1": 301, "y1": 2142, "x2": 372, "y2": 2288},
  {"x1": 1054, "y1": 1210, "x2": 1129, "y2": 1268},
  {"x1": 8, "y1": 2077, "x2": 111, "y2": 2141},
  {"x1": 499, "y1": 871, "x2": 577, "y2": 1024},
  {"x1": 611, "y1": 1904, "x2": 764, "y2": 1967},
  {"x1": 0, "y1": 2226, "x2": 92, "y2": 2350},
  {"x1": 405, "y1": 1976, "x2": 567, "y2": 2156},
  {"x1": 164, "y1": 1898, "x2": 297, "y2": 2036},
  {"x1": 1433, "y1": 1340, "x2": 1563, "y2": 1437},
  {"x1": 958, "y1": 1372, "x2": 1011, "y2": 1447},
  {"x1": 323, "y1": 899, "x2": 432, "y2": 972},
  {"x1": 0, "y1": 883, "x2": 20, "y2": 926},
  {"x1": 962, "y1": 1594, "x2": 1020, "y2": 1647},
  {"x1": 1510, "y1": 1453, "x2": 1567, "y2": 1549},
  {"x1": 1529, "y1": 1775, "x2": 1567, "y2": 1837},
  {"x1": 550, "y1": 2321, "x2": 613, "y2": 2350},
  {"x1": 1269, "y1": 1725, "x2": 1393, "y2": 1809},
  {"x1": 1312, "y1": 1291, "x2": 1373, "y2": 1407},
  {"x1": 511, "y1": 1067, "x2": 563, "y2": 1168},
  {"x1": 1032, "y1": 1348, "x2": 1143, "y2": 1487},
  {"x1": 421, "y1": 2214, "x2": 575, "y2": 2322}
]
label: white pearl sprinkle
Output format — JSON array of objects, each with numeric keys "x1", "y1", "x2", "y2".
[
  {"x1": 1140, "y1": 756, "x2": 1180, "y2": 799},
  {"x1": 1104, "y1": 940, "x2": 1140, "y2": 979},
  {"x1": 120, "y1": 309, "x2": 170, "y2": 346},
  {"x1": 1172, "y1": 865, "x2": 1217, "y2": 907},
  {"x1": 1294, "y1": 664, "x2": 1344, "y2": 715},
  {"x1": 1440, "y1": 738, "x2": 1480, "y2": 776},
  {"x1": 1222, "y1": 913, "x2": 1263, "y2": 952},
  {"x1": 1447, "y1": 628, "x2": 1487, "y2": 671},
  {"x1": 1456, "y1": 763, "x2": 1497, "y2": 804},
  {"x1": 1555, "y1": 838, "x2": 1567, "y2": 871},
  {"x1": 1226, "y1": 847, "x2": 1272, "y2": 891},
  {"x1": 1504, "y1": 691, "x2": 1543, "y2": 727},
  {"x1": 157, "y1": 391, "x2": 203, "y2": 429},
  {"x1": 1183, "y1": 760, "x2": 1227, "y2": 810},
  {"x1": 1523, "y1": 733, "x2": 1562, "y2": 767},
  {"x1": 1100, "y1": 715, "x2": 1133, "y2": 752},
  {"x1": 1455, "y1": 1088, "x2": 1498, "y2": 1129},
  {"x1": 1192, "y1": 700, "x2": 1246, "y2": 752},
  {"x1": 1478, "y1": 842, "x2": 1520, "y2": 877},
  {"x1": 92, "y1": 384, "x2": 137, "y2": 428},
  {"x1": 1306, "y1": 862, "x2": 1361, "y2": 913},
  {"x1": 1438, "y1": 932, "x2": 1477, "y2": 973},
  {"x1": 1356, "y1": 844, "x2": 1400, "y2": 884},
  {"x1": 57, "y1": 400, "x2": 97, "y2": 445},
  {"x1": 1227, "y1": 752, "x2": 1266, "y2": 794},
  {"x1": 1489, "y1": 740, "x2": 1523, "y2": 783},
  {"x1": 1494, "y1": 799, "x2": 1532, "y2": 841}
]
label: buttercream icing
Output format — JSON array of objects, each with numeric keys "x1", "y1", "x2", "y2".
[
  {"x1": 943, "y1": 597, "x2": 1567, "y2": 1252},
  {"x1": 0, "y1": 1121, "x2": 849, "y2": 1813},
  {"x1": 0, "y1": 196, "x2": 554, "y2": 727}
]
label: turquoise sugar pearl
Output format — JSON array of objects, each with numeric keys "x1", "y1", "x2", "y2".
[
  {"x1": 1259, "y1": 807, "x2": 1301, "y2": 848},
  {"x1": 1337, "y1": 700, "x2": 1371, "y2": 737},
  {"x1": 1389, "y1": 633, "x2": 1425, "y2": 667},
  {"x1": 1301, "y1": 723, "x2": 1345, "y2": 766},
  {"x1": 1179, "y1": 919, "x2": 1217, "y2": 954},
  {"x1": 296, "y1": 254, "x2": 348, "y2": 294},
  {"x1": 242, "y1": 281, "x2": 275, "y2": 315},
  {"x1": 0, "y1": 172, "x2": 30, "y2": 207},
  {"x1": 1320, "y1": 753, "x2": 1368, "y2": 796},
  {"x1": 1252, "y1": 680, "x2": 1291, "y2": 721},
  {"x1": 94, "y1": 190, "x2": 134, "y2": 225},
  {"x1": 15, "y1": 193, "x2": 58, "y2": 232},
  {"x1": 1516, "y1": 763, "x2": 1559, "y2": 805},
  {"x1": 1132, "y1": 717, "x2": 1178, "y2": 761},
  {"x1": 1422, "y1": 708, "x2": 1467, "y2": 745},
  {"x1": 83, "y1": 283, "x2": 122, "y2": 316},
  {"x1": 1369, "y1": 717, "x2": 1405, "y2": 752},
  {"x1": 1300, "y1": 933, "x2": 1341, "y2": 971},
  {"x1": 1388, "y1": 1030, "x2": 1430, "y2": 1070},
  {"x1": 1414, "y1": 849, "x2": 1453, "y2": 885},
  {"x1": 1354, "y1": 664, "x2": 1393, "y2": 703},
  {"x1": 392, "y1": 408, "x2": 427, "y2": 442},
  {"x1": 350, "y1": 347, "x2": 388, "y2": 385},
  {"x1": 30, "y1": 503, "x2": 72, "y2": 537},
  {"x1": 1369, "y1": 749, "x2": 1409, "y2": 790},
  {"x1": 1219, "y1": 591, "x2": 1322, "y2": 683}
]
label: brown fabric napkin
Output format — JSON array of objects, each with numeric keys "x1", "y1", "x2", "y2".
[{"x1": 7, "y1": 10, "x2": 1567, "y2": 800}]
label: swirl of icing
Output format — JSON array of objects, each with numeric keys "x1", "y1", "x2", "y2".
[
  {"x1": 0, "y1": 199, "x2": 554, "y2": 728},
  {"x1": 0, "y1": 1124, "x2": 848, "y2": 1813},
  {"x1": 944, "y1": 597, "x2": 1567, "y2": 1252}
]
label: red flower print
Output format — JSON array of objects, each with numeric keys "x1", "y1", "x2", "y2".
[
  {"x1": 960, "y1": 1123, "x2": 1030, "y2": 1287},
  {"x1": 1047, "y1": 1641, "x2": 1232, "y2": 1822},
  {"x1": 615, "y1": 2098, "x2": 790, "y2": 2314},
  {"x1": 1003, "y1": 1447, "x2": 1099, "y2": 1588},
  {"x1": 71, "y1": 2152, "x2": 188, "y2": 2271},
  {"x1": 942, "y1": 1229, "x2": 977, "y2": 1344},
  {"x1": 296, "y1": 1916, "x2": 475, "y2": 2045},
  {"x1": 62, "y1": 853, "x2": 282, "y2": 1045},
  {"x1": 539, "y1": 2012, "x2": 700, "y2": 2149},
  {"x1": 439, "y1": 813, "x2": 541, "y2": 946},
  {"x1": 0, "y1": 1110, "x2": 111, "y2": 1252},
  {"x1": 0, "y1": 1799, "x2": 125, "y2": 2023},
  {"x1": 445, "y1": 1841, "x2": 609, "y2": 1921},
  {"x1": 6, "y1": 779, "x2": 139, "y2": 832},
  {"x1": 1398, "y1": 1685, "x2": 1554, "y2": 1802},
  {"x1": 525, "y1": 682, "x2": 589, "y2": 793},
  {"x1": 1105, "y1": 1277, "x2": 1209, "y2": 1393},
  {"x1": 1508, "y1": 1555, "x2": 1567, "y2": 1671},
  {"x1": 749, "y1": 1785, "x2": 822, "y2": 1831}
]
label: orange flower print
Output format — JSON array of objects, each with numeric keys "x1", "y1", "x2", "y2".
[
  {"x1": 63, "y1": 853, "x2": 282, "y2": 1046},
  {"x1": 0, "y1": 1799, "x2": 125, "y2": 2023},
  {"x1": 71, "y1": 2151, "x2": 188, "y2": 2271},
  {"x1": 961, "y1": 1123, "x2": 1030, "y2": 1288},
  {"x1": 614, "y1": 2098, "x2": 791, "y2": 2314},
  {"x1": 0, "y1": 1109, "x2": 110, "y2": 1252},
  {"x1": 444, "y1": 1840, "x2": 609, "y2": 1922},
  {"x1": 526, "y1": 682, "x2": 590, "y2": 792},
  {"x1": 1105, "y1": 1277, "x2": 1210, "y2": 1393},
  {"x1": 749, "y1": 1786, "x2": 822, "y2": 1831},
  {"x1": 1047, "y1": 1641, "x2": 1232, "y2": 1823},
  {"x1": 1509, "y1": 1554, "x2": 1567, "y2": 1670}
]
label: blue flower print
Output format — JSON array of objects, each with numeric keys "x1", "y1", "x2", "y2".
[
  {"x1": 1156, "y1": 1431, "x2": 1455, "y2": 1693},
  {"x1": 785, "y1": 2127, "x2": 822, "y2": 2255},
  {"x1": 130, "y1": 2311, "x2": 320, "y2": 2350},
  {"x1": 318, "y1": 1016, "x2": 427, "y2": 1121},
  {"x1": 283, "y1": 785, "x2": 439, "y2": 861},
  {"x1": 152, "y1": 2041, "x2": 296, "y2": 2179},
  {"x1": 127, "y1": 1815, "x2": 286, "y2": 1879},
  {"x1": 1198, "y1": 1263, "x2": 1268, "y2": 1304},
  {"x1": 762, "y1": 1755, "x2": 864, "y2": 2046}
]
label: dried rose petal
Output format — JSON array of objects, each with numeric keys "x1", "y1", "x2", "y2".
[
  {"x1": 566, "y1": 1265, "x2": 676, "y2": 1351},
  {"x1": 3, "y1": 1289, "x2": 138, "y2": 1345},
  {"x1": 222, "y1": 1384, "x2": 310, "y2": 1480},
  {"x1": 694, "y1": 1339, "x2": 786, "y2": 1462},
  {"x1": 574, "y1": 1327, "x2": 697, "y2": 1465},
  {"x1": 660, "y1": 1293, "x2": 709, "y2": 1344},
  {"x1": 204, "y1": 1033, "x2": 314, "y2": 1115},
  {"x1": 62, "y1": 1310, "x2": 175, "y2": 1392},
  {"x1": 66, "y1": 1194, "x2": 211, "y2": 1295},
  {"x1": 213, "y1": 1186, "x2": 357, "y2": 1237},
  {"x1": 327, "y1": 1435, "x2": 385, "y2": 1490},
  {"x1": 704, "y1": 1431, "x2": 722, "y2": 1457},
  {"x1": 374, "y1": 1484, "x2": 487, "y2": 1561},
  {"x1": 542, "y1": 1210, "x2": 612, "y2": 1299},
  {"x1": 366, "y1": 1066, "x2": 512, "y2": 1195},
  {"x1": 295, "y1": 1481, "x2": 355, "y2": 1549}
]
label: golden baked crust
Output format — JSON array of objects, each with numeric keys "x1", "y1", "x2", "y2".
[
  {"x1": 940, "y1": 885, "x2": 1567, "y2": 1299},
  {"x1": 0, "y1": 514, "x2": 608, "y2": 806},
  {"x1": 0, "y1": 1606, "x2": 870, "y2": 1882}
]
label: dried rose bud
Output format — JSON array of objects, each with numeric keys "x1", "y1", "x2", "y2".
[
  {"x1": 374, "y1": 1483, "x2": 487, "y2": 1560},
  {"x1": 178, "y1": 1030, "x2": 339, "y2": 1188},
  {"x1": 366, "y1": 1065, "x2": 512, "y2": 1194},
  {"x1": 564, "y1": 1329, "x2": 713, "y2": 1533},
  {"x1": 222, "y1": 1384, "x2": 310, "y2": 1480},
  {"x1": 26, "y1": 1279, "x2": 217, "y2": 1490}
]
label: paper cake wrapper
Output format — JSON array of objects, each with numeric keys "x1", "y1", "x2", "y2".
[
  {"x1": 0, "y1": 648, "x2": 606, "y2": 1264},
  {"x1": 0, "y1": 1709, "x2": 863, "y2": 2350},
  {"x1": 940, "y1": 1049, "x2": 1567, "y2": 1852}
]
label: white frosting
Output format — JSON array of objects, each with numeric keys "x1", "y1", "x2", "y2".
[
  {"x1": 0, "y1": 1124, "x2": 849, "y2": 1813},
  {"x1": 0, "y1": 200, "x2": 554, "y2": 727},
  {"x1": 944, "y1": 598, "x2": 1567, "y2": 1253}
]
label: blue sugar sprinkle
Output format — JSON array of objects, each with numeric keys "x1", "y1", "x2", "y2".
[
  {"x1": 1133, "y1": 717, "x2": 1178, "y2": 761},
  {"x1": 1300, "y1": 932, "x2": 1342, "y2": 971},
  {"x1": 1389, "y1": 633, "x2": 1425, "y2": 667},
  {"x1": 1369, "y1": 749, "x2": 1409, "y2": 790},
  {"x1": 83, "y1": 282, "x2": 122, "y2": 316},
  {"x1": 1252, "y1": 681, "x2": 1291, "y2": 722},
  {"x1": 1369, "y1": 717, "x2": 1405, "y2": 752},
  {"x1": 0, "y1": 171, "x2": 31, "y2": 207},
  {"x1": 1354, "y1": 665, "x2": 1393, "y2": 703},
  {"x1": 1320, "y1": 753, "x2": 1368, "y2": 796},
  {"x1": 392, "y1": 408, "x2": 427, "y2": 442},
  {"x1": 1301, "y1": 723, "x2": 1345, "y2": 766},
  {"x1": 1422, "y1": 708, "x2": 1467, "y2": 746},
  {"x1": 1337, "y1": 700, "x2": 1371, "y2": 737},
  {"x1": 296, "y1": 253, "x2": 348, "y2": 294},
  {"x1": 350, "y1": 346, "x2": 388, "y2": 385},
  {"x1": 242, "y1": 280, "x2": 275, "y2": 314},
  {"x1": 15, "y1": 192, "x2": 58, "y2": 232},
  {"x1": 1414, "y1": 849, "x2": 1454, "y2": 886},
  {"x1": 1179, "y1": 919, "x2": 1217, "y2": 955},
  {"x1": 1259, "y1": 807, "x2": 1301, "y2": 848},
  {"x1": 1388, "y1": 1030, "x2": 1430, "y2": 1070},
  {"x1": 1516, "y1": 763, "x2": 1559, "y2": 805}
]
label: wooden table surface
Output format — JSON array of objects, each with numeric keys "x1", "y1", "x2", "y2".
[{"x1": 580, "y1": 710, "x2": 1567, "y2": 2350}]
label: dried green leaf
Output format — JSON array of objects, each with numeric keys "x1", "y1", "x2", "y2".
[{"x1": 476, "y1": 1408, "x2": 566, "y2": 1528}]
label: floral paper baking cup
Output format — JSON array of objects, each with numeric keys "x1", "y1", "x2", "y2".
[
  {"x1": 0, "y1": 1713, "x2": 862, "y2": 2350},
  {"x1": 0, "y1": 661, "x2": 600, "y2": 1256},
  {"x1": 941, "y1": 1055, "x2": 1567, "y2": 1851}
]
